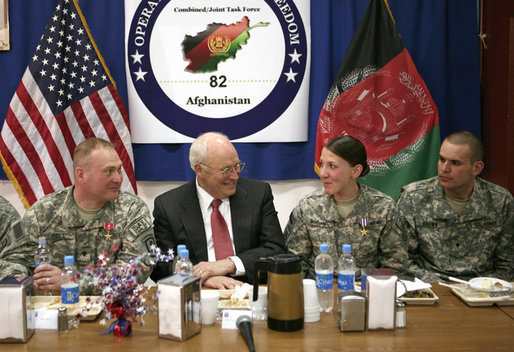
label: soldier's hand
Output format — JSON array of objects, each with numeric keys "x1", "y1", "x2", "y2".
[{"x1": 33, "y1": 264, "x2": 63, "y2": 292}]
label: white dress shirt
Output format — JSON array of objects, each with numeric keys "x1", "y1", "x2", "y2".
[{"x1": 196, "y1": 178, "x2": 245, "y2": 276}]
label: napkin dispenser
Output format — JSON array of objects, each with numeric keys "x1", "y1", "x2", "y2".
[
  {"x1": 366, "y1": 274, "x2": 397, "y2": 330},
  {"x1": 339, "y1": 293, "x2": 365, "y2": 332},
  {"x1": 158, "y1": 274, "x2": 201, "y2": 342},
  {"x1": 0, "y1": 276, "x2": 35, "y2": 343}
]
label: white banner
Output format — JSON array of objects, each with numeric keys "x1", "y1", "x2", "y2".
[{"x1": 125, "y1": 0, "x2": 310, "y2": 143}]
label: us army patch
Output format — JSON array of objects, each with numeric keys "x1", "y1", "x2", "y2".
[
  {"x1": 143, "y1": 234, "x2": 156, "y2": 252},
  {"x1": 128, "y1": 216, "x2": 152, "y2": 239},
  {"x1": 12, "y1": 221, "x2": 25, "y2": 242}
]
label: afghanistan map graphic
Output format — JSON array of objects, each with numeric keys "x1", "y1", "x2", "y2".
[{"x1": 182, "y1": 16, "x2": 269, "y2": 73}]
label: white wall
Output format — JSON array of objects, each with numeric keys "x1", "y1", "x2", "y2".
[{"x1": 0, "y1": 178, "x2": 321, "y2": 230}]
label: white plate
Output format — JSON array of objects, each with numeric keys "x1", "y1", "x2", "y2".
[
  {"x1": 448, "y1": 283, "x2": 514, "y2": 307},
  {"x1": 467, "y1": 277, "x2": 512, "y2": 293},
  {"x1": 396, "y1": 278, "x2": 432, "y2": 298},
  {"x1": 217, "y1": 289, "x2": 236, "y2": 300},
  {"x1": 216, "y1": 289, "x2": 250, "y2": 310},
  {"x1": 217, "y1": 299, "x2": 250, "y2": 310},
  {"x1": 399, "y1": 288, "x2": 439, "y2": 305},
  {"x1": 33, "y1": 296, "x2": 103, "y2": 320}
]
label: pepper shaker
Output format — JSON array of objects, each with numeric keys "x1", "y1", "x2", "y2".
[
  {"x1": 395, "y1": 300, "x2": 406, "y2": 328},
  {"x1": 58, "y1": 306, "x2": 69, "y2": 333}
]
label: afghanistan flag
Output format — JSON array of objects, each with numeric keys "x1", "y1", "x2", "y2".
[
  {"x1": 182, "y1": 16, "x2": 269, "y2": 74},
  {"x1": 315, "y1": 0, "x2": 440, "y2": 200}
]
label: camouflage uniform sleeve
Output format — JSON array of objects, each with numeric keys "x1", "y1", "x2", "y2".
[
  {"x1": 493, "y1": 196, "x2": 514, "y2": 280},
  {"x1": 117, "y1": 197, "x2": 156, "y2": 284},
  {"x1": 395, "y1": 189, "x2": 441, "y2": 282},
  {"x1": 378, "y1": 202, "x2": 410, "y2": 278},
  {"x1": 284, "y1": 202, "x2": 314, "y2": 279},
  {"x1": 0, "y1": 197, "x2": 21, "y2": 251},
  {"x1": 0, "y1": 209, "x2": 41, "y2": 277}
]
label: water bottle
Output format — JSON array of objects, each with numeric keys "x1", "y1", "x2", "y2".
[
  {"x1": 337, "y1": 244, "x2": 357, "y2": 297},
  {"x1": 61, "y1": 255, "x2": 79, "y2": 304},
  {"x1": 172, "y1": 244, "x2": 187, "y2": 274},
  {"x1": 176, "y1": 249, "x2": 193, "y2": 278},
  {"x1": 34, "y1": 236, "x2": 52, "y2": 268},
  {"x1": 315, "y1": 243, "x2": 333, "y2": 312},
  {"x1": 34, "y1": 236, "x2": 53, "y2": 295}
]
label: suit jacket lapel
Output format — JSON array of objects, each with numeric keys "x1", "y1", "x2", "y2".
[{"x1": 181, "y1": 182, "x2": 209, "y2": 261}]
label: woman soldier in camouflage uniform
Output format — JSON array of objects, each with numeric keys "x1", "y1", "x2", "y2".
[{"x1": 284, "y1": 136, "x2": 405, "y2": 279}]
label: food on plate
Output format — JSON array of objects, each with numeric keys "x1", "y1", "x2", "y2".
[
  {"x1": 402, "y1": 289, "x2": 433, "y2": 299},
  {"x1": 32, "y1": 296, "x2": 102, "y2": 320},
  {"x1": 400, "y1": 287, "x2": 439, "y2": 305},
  {"x1": 481, "y1": 279, "x2": 493, "y2": 289},
  {"x1": 217, "y1": 299, "x2": 250, "y2": 309},
  {"x1": 477, "y1": 278, "x2": 508, "y2": 290},
  {"x1": 45, "y1": 296, "x2": 101, "y2": 314},
  {"x1": 217, "y1": 289, "x2": 250, "y2": 309},
  {"x1": 47, "y1": 296, "x2": 87, "y2": 310},
  {"x1": 218, "y1": 290, "x2": 233, "y2": 300}
]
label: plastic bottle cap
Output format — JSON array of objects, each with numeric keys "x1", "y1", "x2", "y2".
[
  {"x1": 64, "y1": 255, "x2": 75, "y2": 265},
  {"x1": 179, "y1": 249, "x2": 189, "y2": 258},
  {"x1": 38, "y1": 237, "x2": 47, "y2": 244},
  {"x1": 320, "y1": 243, "x2": 329, "y2": 252},
  {"x1": 342, "y1": 244, "x2": 352, "y2": 253},
  {"x1": 177, "y1": 244, "x2": 186, "y2": 252}
]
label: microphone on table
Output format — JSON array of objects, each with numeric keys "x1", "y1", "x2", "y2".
[{"x1": 236, "y1": 315, "x2": 256, "y2": 352}]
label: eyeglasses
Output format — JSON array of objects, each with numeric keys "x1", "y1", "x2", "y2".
[{"x1": 201, "y1": 161, "x2": 245, "y2": 177}]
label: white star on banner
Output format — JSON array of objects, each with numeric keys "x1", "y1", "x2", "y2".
[
  {"x1": 134, "y1": 67, "x2": 148, "y2": 82},
  {"x1": 288, "y1": 48, "x2": 302, "y2": 64},
  {"x1": 284, "y1": 68, "x2": 298, "y2": 83},
  {"x1": 131, "y1": 50, "x2": 144, "y2": 64}
]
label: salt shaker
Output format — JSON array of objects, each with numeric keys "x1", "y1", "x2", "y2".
[
  {"x1": 395, "y1": 300, "x2": 406, "y2": 328},
  {"x1": 58, "y1": 306, "x2": 69, "y2": 333}
]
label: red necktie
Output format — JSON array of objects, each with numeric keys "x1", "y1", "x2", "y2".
[{"x1": 211, "y1": 199, "x2": 234, "y2": 260}]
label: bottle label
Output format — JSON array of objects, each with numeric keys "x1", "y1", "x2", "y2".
[
  {"x1": 35, "y1": 261, "x2": 51, "y2": 268},
  {"x1": 338, "y1": 273, "x2": 355, "y2": 291},
  {"x1": 61, "y1": 283, "x2": 79, "y2": 304},
  {"x1": 316, "y1": 272, "x2": 333, "y2": 290}
]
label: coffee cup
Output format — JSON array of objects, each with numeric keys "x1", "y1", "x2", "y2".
[
  {"x1": 249, "y1": 286, "x2": 268, "y2": 321},
  {"x1": 201, "y1": 290, "x2": 220, "y2": 325},
  {"x1": 303, "y1": 279, "x2": 320, "y2": 309}
]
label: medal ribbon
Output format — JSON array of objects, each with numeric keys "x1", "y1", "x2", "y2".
[{"x1": 359, "y1": 218, "x2": 369, "y2": 236}]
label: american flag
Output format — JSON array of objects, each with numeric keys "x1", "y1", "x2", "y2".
[{"x1": 0, "y1": 0, "x2": 137, "y2": 208}]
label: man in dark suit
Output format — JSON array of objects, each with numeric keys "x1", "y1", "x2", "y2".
[{"x1": 151, "y1": 132, "x2": 285, "y2": 289}]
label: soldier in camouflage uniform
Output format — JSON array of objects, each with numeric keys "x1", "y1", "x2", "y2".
[
  {"x1": 0, "y1": 138, "x2": 155, "y2": 294},
  {"x1": 0, "y1": 195, "x2": 20, "y2": 251},
  {"x1": 394, "y1": 131, "x2": 513, "y2": 282},
  {"x1": 285, "y1": 136, "x2": 405, "y2": 279}
]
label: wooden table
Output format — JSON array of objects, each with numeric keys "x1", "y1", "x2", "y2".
[
  {"x1": 498, "y1": 305, "x2": 514, "y2": 320},
  {"x1": 2, "y1": 285, "x2": 513, "y2": 351}
]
